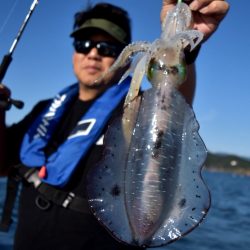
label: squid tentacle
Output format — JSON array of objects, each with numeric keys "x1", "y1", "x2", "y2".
[
  {"x1": 161, "y1": 2, "x2": 192, "y2": 40},
  {"x1": 118, "y1": 52, "x2": 146, "y2": 84},
  {"x1": 109, "y1": 41, "x2": 151, "y2": 74},
  {"x1": 95, "y1": 42, "x2": 151, "y2": 84},
  {"x1": 170, "y1": 30, "x2": 204, "y2": 51},
  {"x1": 124, "y1": 53, "x2": 150, "y2": 106}
]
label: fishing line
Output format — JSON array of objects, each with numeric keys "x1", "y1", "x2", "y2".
[
  {"x1": 0, "y1": 0, "x2": 39, "y2": 109},
  {"x1": 0, "y1": 0, "x2": 20, "y2": 35}
]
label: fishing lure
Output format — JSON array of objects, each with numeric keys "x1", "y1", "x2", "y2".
[{"x1": 87, "y1": 1, "x2": 211, "y2": 248}]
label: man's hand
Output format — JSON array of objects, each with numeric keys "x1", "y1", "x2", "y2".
[
  {"x1": 161, "y1": 0, "x2": 230, "y2": 41},
  {"x1": 0, "y1": 84, "x2": 11, "y2": 110}
]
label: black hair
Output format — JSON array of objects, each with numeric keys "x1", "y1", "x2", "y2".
[{"x1": 72, "y1": 2, "x2": 132, "y2": 44}]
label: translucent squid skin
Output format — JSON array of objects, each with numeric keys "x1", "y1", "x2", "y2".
[
  {"x1": 97, "y1": 2, "x2": 203, "y2": 105},
  {"x1": 122, "y1": 82, "x2": 211, "y2": 246},
  {"x1": 87, "y1": 2, "x2": 210, "y2": 248}
]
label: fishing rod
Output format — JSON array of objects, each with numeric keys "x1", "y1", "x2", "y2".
[{"x1": 0, "y1": 0, "x2": 39, "y2": 109}]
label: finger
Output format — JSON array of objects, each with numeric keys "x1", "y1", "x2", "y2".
[
  {"x1": 162, "y1": 0, "x2": 192, "y2": 5},
  {"x1": 0, "y1": 84, "x2": 11, "y2": 97},
  {"x1": 161, "y1": 0, "x2": 187, "y2": 22},
  {"x1": 189, "y1": 0, "x2": 228, "y2": 12},
  {"x1": 162, "y1": 0, "x2": 177, "y2": 4},
  {"x1": 161, "y1": 1, "x2": 177, "y2": 22},
  {"x1": 198, "y1": 1, "x2": 229, "y2": 16}
]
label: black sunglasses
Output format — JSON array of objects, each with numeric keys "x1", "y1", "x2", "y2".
[{"x1": 73, "y1": 40, "x2": 123, "y2": 58}]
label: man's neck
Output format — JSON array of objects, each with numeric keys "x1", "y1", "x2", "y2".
[{"x1": 78, "y1": 84, "x2": 106, "y2": 101}]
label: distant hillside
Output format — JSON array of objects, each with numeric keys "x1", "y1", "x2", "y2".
[{"x1": 204, "y1": 152, "x2": 250, "y2": 176}]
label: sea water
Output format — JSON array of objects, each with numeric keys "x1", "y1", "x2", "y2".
[{"x1": 0, "y1": 171, "x2": 250, "y2": 250}]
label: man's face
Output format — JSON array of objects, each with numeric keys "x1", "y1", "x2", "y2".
[{"x1": 72, "y1": 32, "x2": 120, "y2": 96}]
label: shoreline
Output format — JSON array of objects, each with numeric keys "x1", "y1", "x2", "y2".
[{"x1": 205, "y1": 167, "x2": 250, "y2": 177}]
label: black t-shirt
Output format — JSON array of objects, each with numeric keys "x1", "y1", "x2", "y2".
[{"x1": 6, "y1": 97, "x2": 141, "y2": 250}]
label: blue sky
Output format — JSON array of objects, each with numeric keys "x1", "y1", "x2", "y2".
[{"x1": 0, "y1": 0, "x2": 249, "y2": 159}]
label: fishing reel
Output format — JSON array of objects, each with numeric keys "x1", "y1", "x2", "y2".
[
  {"x1": 0, "y1": 0, "x2": 39, "y2": 111},
  {"x1": 0, "y1": 84, "x2": 24, "y2": 110}
]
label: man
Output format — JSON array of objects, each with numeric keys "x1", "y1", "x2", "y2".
[{"x1": 0, "y1": 1, "x2": 229, "y2": 249}]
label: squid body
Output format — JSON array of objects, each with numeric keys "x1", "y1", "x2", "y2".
[{"x1": 87, "y1": 2, "x2": 211, "y2": 248}]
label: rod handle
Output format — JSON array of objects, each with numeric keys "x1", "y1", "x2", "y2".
[{"x1": 0, "y1": 54, "x2": 12, "y2": 83}]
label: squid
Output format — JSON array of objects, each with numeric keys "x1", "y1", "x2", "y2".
[{"x1": 87, "y1": 1, "x2": 211, "y2": 248}]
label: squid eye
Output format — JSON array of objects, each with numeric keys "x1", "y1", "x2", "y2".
[
  {"x1": 169, "y1": 64, "x2": 187, "y2": 81},
  {"x1": 148, "y1": 60, "x2": 187, "y2": 83},
  {"x1": 147, "y1": 59, "x2": 167, "y2": 81}
]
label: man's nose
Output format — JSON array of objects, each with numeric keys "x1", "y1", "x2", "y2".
[{"x1": 87, "y1": 47, "x2": 101, "y2": 59}]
